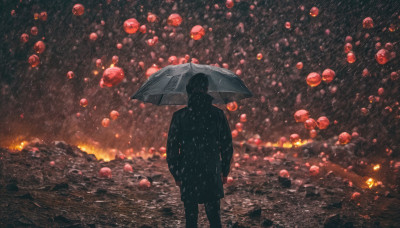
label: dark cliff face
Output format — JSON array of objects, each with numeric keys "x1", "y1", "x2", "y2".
[{"x1": 0, "y1": 0, "x2": 399, "y2": 156}]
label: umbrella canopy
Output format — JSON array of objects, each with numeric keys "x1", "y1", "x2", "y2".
[{"x1": 131, "y1": 63, "x2": 252, "y2": 105}]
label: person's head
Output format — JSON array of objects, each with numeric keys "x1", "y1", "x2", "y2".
[{"x1": 186, "y1": 73, "x2": 209, "y2": 95}]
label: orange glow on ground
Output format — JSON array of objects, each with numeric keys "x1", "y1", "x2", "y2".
[
  {"x1": 373, "y1": 164, "x2": 380, "y2": 171},
  {"x1": 77, "y1": 143, "x2": 115, "y2": 162},
  {"x1": 7, "y1": 141, "x2": 28, "y2": 151}
]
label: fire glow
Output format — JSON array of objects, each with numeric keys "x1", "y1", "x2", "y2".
[
  {"x1": 373, "y1": 164, "x2": 380, "y2": 171},
  {"x1": 265, "y1": 140, "x2": 309, "y2": 148},
  {"x1": 77, "y1": 143, "x2": 115, "y2": 162},
  {"x1": 8, "y1": 141, "x2": 28, "y2": 151}
]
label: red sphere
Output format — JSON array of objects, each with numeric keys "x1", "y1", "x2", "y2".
[
  {"x1": 306, "y1": 72, "x2": 322, "y2": 87},
  {"x1": 290, "y1": 133, "x2": 300, "y2": 144},
  {"x1": 110, "y1": 110, "x2": 119, "y2": 120},
  {"x1": 147, "y1": 13, "x2": 157, "y2": 23},
  {"x1": 309, "y1": 129, "x2": 317, "y2": 138},
  {"x1": 99, "y1": 167, "x2": 112, "y2": 178},
  {"x1": 256, "y1": 53, "x2": 263, "y2": 60},
  {"x1": 34, "y1": 41, "x2": 46, "y2": 54},
  {"x1": 145, "y1": 65, "x2": 161, "y2": 78},
  {"x1": 344, "y1": 43, "x2": 352, "y2": 53},
  {"x1": 347, "y1": 52, "x2": 356, "y2": 63},
  {"x1": 30, "y1": 26, "x2": 38, "y2": 36},
  {"x1": 362, "y1": 17, "x2": 374, "y2": 29},
  {"x1": 317, "y1": 116, "x2": 330, "y2": 129},
  {"x1": 123, "y1": 163, "x2": 133, "y2": 173},
  {"x1": 80, "y1": 98, "x2": 88, "y2": 107},
  {"x1": 123, "y1": 18, "x2": 140, "y2": 34},
  {"x1": 294, "y1": 109, "x2": 310, "y2": 123},
  {"x1": 190, "y1": 25, "x2": 205, "y2": 40},
  {"x1": 309, "y1": 165, "x2": 320, "y2": 176},
  {"x1": 240, "y1": 114, "x2": 247, "y2": 122},
  {"x1": 28, "y1": 54, "x2": 40, "y2": 67},
  {"x1": 168, "y1": 56, "x2": 178, "y2": 65},
  {"x1": 67, "y1": 71, "x2": 75, "y2": 79},
  {"x1": 351, "y1": 192, "x2": 361, "y2": 200},
  {"x1": 20, "y1": 33, "x2": 29, "y2": 43},
  {"x1": 231, "y1": 130, "x2": 238, "y2": 138},
  {"x1": 102, "y1": 67, "x2": 125, "y2": 87},
  {"x1": 139, "y1": 179, "x2": 151, "y2": 190},
  {"x1": 296, "y1": 62, "x2": 303, "y2": 70},
  {"x1": 39, "y1": 11, "x2": 48, "y2": 21},
  {"x1": 279, "y1": 169, "x2": 290, "y2": 178},
  {"x1": 309, "y1": 7, "x2": 319, "y2": 17},
  {"x1": 89, "y1": 32, "x2": 98, "y2": 41},
  {"x1": 72, "y1": 4, "x2": 85, "y2": 16},
  {"x1": 226, "y1": 0, "x2": 234, "y2": 8},
  {"x1": 235, "y1": 122, "x2": 243, "y2": 132},
  {"x1": 167, "y1": 14, "x2": 183, "y2": 26},
  {"x1": 338, "y1": 132, "x2": 352, "y2": 144},
  {"x1": 112, "y1": 55, "x2": 119, "y2": 64},
  {"x1": 322, "y1": 69, "x2": 335, "y2": 83},
  {"x1": 101, "y1": 118, "x2": 110, "y2": 127},
  {"x1": 304, "y1": 118, "x2": 317, "y2": 130},
  {"x1": 375, "y1": 49, "x2": 390, "y2": 65}
]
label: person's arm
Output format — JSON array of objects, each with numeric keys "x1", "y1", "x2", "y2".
[
  {"x1": 219, "y1": 110, "x2": 233, "y2": 178},
  {"x1": 166, "y1": 112, "x2": 181, "y2": 183}
]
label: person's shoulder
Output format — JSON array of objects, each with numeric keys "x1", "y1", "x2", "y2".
[
  {"x1": 172, "y1": 107, "x2": 188, "y2": 117},
  {"x1": 210, "y1": 105, "x2": 225, "y2": 115}
]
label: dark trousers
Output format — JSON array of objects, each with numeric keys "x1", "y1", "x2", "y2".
[{"x1": 183, "y1": 200, "x2": 222, "y2": 228}]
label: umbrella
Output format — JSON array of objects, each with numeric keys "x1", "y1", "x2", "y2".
[{"x1": 131, "y1": 63, "x2": 252, "y2": 105}]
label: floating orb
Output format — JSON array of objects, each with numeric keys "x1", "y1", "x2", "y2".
[
  {"x1": 72, "y1": 4, "x2": 85, "y2": 16},
  {"x1": 101, "y1": 118, "x2": 110, "y2": 127},
  {"x1": 190, "y1": 25, "x2": 205, "y2": 40},
  {"x1": 322, "y1": 69, "x2": 335, "y2": 83},
  {"x1": 294, "y1": 109, "x2": 309, "y2": 123},
  {"x1": 344, "y1": 43, "x2": 352, "y2": 53},
  {"x1": 168, "y1": 56, "x2": 178, "y2": 65},
  {"x1": 39, "y1": 11, "x2": 48, "y2": 21},
  {"x1": 317, "y1": 116, "x2": 330, "y2": 129},
  {"x1": 96, "y1": 59, "x2": 102, "y2": 68},
  {"x1": 309, "y1": 165, "x2": 320, "y2": 176},
  {"x1": 240, "y1": 114, "x2": 247, "y2": 122},
  {"x1": 123, "y1": 163, "x2": 133, "y2": 173},
  {"x1": 20, "y1": 33, "x2": 29, "y2": 43},
  {"x1": 49, "y1": 161, "x2": 55, "y2": 166},
  {"x1": 352, "y1": 132, "x2": 359, "y2": 139},
  {"x1": 159, "y1": 147, "x2": 166, "y2": 154},
  {"x1": 375, "y1": 49, "x2": 390, "y2": 65},
  {"x1": 110, "y1": 110, "x2": 119, "y2": 120},
  {"x1": 80, "y1": 98, "x2": 88, "y2": 107},
  {"x1": 296, "y1": 62, "x2": 303, "y2": 70},
  {"x1": 99, "y1": 167, "x2": 112, "y2": 178},
  {"x1": 385, "y1": 42, "x2": 393, "y2": 50},
  {"x1": 112, "y1": 55, "x2": 119, "y2": 64},
  {"x1": 89, "y1": 32, "x2": 98, "y2": 41},
  {"x1": 139, "y1": 179, "x2": 151, "y2": 190},
  {"x1": 362, "y1": 17, "x2": 374, "y2": 29},
  {"x1": 147, "y1": 13, "x2": 157, "y2": 23},
  {"x1": 362, "y1": 68, "x2": 370, "y2": 77},
  {"x1": 309, "y1": 129, "x2": 317, "y2": 138},
  {"x1": 226, "y1": 0, "x2": 234, "y2": 8},
  {"x1": 290, "y1": 133, "x2": 300, "y2": 144},
  {"x1": 390, "y1": 72, "x2": 399, "y2": 81},
  {"x1": 227, "y1": 176, "x2": 234, "y2": 184},
  {"x1": 338, "y1": 132, "x2": 351, "y2": 144},
  {"x1": 304, "y1": 118, "x2": 317, "y2": 130},
  {"x1": 123, "y1": 18, "x2": 140, "y2": 34},
  {"x1": 256, "y1": 53, "x2": 263, "y2": 60},
  {"x1": 351, "y1": 192, "x2": 361, "y2": 200},
  {"x1": 145, "y1": 64, "x2": 160, "y2": 78},
  {"x1": 139, "y1": 25, "x2": 147, "y2": 33},
  {"x1": 231, "y1": 130, "x2": 238, "y2": 138},
  {"x1": 226, "y1": 101, "x2": 238, "y2": 111},
  {"x1": 279, "y1": 169, "x2": 290, "y2": 178},
  {"x1": 377, "y1": 88, "x2": 384, "y2": 96},
  {"x1": 167, "y1": 14, "x2": 182, "y2": 26},
  {"x1": 67, "y1": 71, "x2": 75, "y2": 79},
  {"x1": 33, "y1": 41, "x2": 45, "y2": 54},
  {"x1": 28, "y1": 54, "x2": 40, "y2": 67},
  {"x1": 285, "y1": 22, "x2": 291, "y2": 29},
  {"x1": 226, "y1": 12, "x2": 232, "y2": 19},
  {"x1": 306, "y1": 72, "x2": 322, "y2": 87},
  {"x1": 102, "y1": 67, "x2": 125, "y2": 87},
  {"x1": 116, "y1": 43, "x2": 122, "y2": 49},
  {"x1": 347, "y1": 52, "x2": 356, "y2": 63},
  {"x1": 235, "y1": 122, "x2": 243, "y2": 132},
  {"x1": 30, "y1": 26, "x2": 38, "y2": 36},
  {"x1": 309, "y1": 7, "x2": 319, "y2": 17}
]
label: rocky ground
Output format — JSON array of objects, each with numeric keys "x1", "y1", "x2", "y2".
[{"x1": 1, "y1": 141, "x2": 399, "y2": 228}]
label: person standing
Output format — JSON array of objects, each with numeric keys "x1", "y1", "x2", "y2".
[{"x1": 167, "y1": 73, "x2": 234, "y2": 228}]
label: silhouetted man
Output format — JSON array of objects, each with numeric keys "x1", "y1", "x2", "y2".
[{"x1": 167, "y1": 73, "x2": 233, "y2": 228}]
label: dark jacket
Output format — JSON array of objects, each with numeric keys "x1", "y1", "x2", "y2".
[{"x1": 166, "y1": 92, "x2": 233, "y2": 203}]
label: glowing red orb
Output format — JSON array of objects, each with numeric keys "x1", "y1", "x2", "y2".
[
  {"x1": 257, "y1": 53, "x2": 263, "y2": 60},
  {"x1": 231, "y1": 130, "x2": 238, "y2": 138},
  {"x1": 309, "y1": 129, "x2": 317, "y2": 138},
  {"x1": 309, "y1": 7, "x2": 319, "y2": 17},
  {"x1": 375, "y1": 49, "x2": 390, "y2": 65},
  {"x1": 89, "y1": 32, "x2": 98, "y2": 41},
  {"x1": 290, "y1": 133, "x2": 300, "y2": 144},
  {"x1": 347, "y1": 52, "x2": 356, "y2": 63},
  {"x1": 67, "y1": 71, "x2": 75, "y2": 79},
  {"x1": 72, "y1": 4, "x2": 85, "y2": 16},
  {"x1": 28, "y1": 54, "x2": 40, "y2": 67},
  {"x1": 235, "y1": 122, "x2": 243, "y2": 132},
  {"x1": 123, "y1": 163, "x2": 133, "y2": 173},
  {"x1": 304, "y1": 118, "x2": 317, "y2": 130},
  {"x1": 147, "y1": 13, "x2": 157, "y2": 23},
  {"x1": 317, "y1": 116, "x2": 330, "y2": 129},
  {"x1": 279, "y1": 169, "x2": 290, "y2": 178},
  {"x1": 227, "y1": 176, "x2": 234, "y2": 184},
  {"x1": 322, "y1": 69, "x2": 335, "y2": 83},
  {"x1": 20, "y1": 33, "x2": 29, "y2": 43},
  {"x1": 110, "y1": 110, "x2": 119, "y2": 120},
  {"x1": 168, "y1": 56, "x2": 178, "y2": 65},
  {"x1": 362, "y1": 17, "x2": 374, "y2": 29},
  {"x1": 226, "y1": 0, "x2": 234, "y2": 8},
  {"x1": 344, "y1": 43, "x2": 352, "y2": 53},
  {"x1": 34, "y1": 41, "x2": 45, "y2": 54},
  {"x1": 139, "y1": 179, "x2": 151, "y2": 190},
  {"x1": 49, "y1": 161, "x2": 55, "y2": 166},
  {"x1": 309, "y1": 165, "x2": 320, "y2": 176},
  {"x1": 294, "y1": 109, "x2": 310, "y2": 123},
  {"x1": 167, "y1": 14, "x2": 182, "y2": 26},
  {"x1": 80, "y1": 98, "x2": 88, "y2": 107},
  {"x1": 190, "y1": 25, "x2": 205, "y2": 40},
  {"x1": 101, "y1": 118, "x2": 110, "y2": 127},
  {"x1": 102, "y1": 67, "x2": 125, "y2": 87},
  {"x1": 30, "y1": 26, "x2": 38, "y2": 36},
  {"x1": 338, "y1": 132, "x2": 351, "y2": 144},
  {"x1": 39, "y1": 11, "x2": 47, "y2": 21},
  {"x1": 296, "y1": 62, "x2": 303, "y2": 70},
  {"x1": 351, "y1": 192, "x2": 361, "y2": 200},
  {"x1": 123, "y1": 18, "x2": 140, "y2": 34},
  {"x1": 145, "y1": 64, "x2": 161, "y2": 78},
  {"x1": 99, "y1": 167, "x2": 112, "y2": 178},
  {"x1": 240, "y1": 114, "x2": 247, "y2": 122},
  {"x1": 306, "y1": 72, "x2": 322, "y2": 87},
  {"x1": 112, "y1": 55, "x2": 119, "y2": 64}
]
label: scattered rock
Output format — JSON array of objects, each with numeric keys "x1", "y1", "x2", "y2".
[
  {"x1": 248, "y1": 207, "x2": 262, "y2": 218},
  {"x1": 278, "y1": 176, "x2": 291, "y2": 188},
  {"x1": 6, "y1": 183, "x2": 19, "y2": 192},
  {"x1": 262, "y1": 218, "x2": 273, "y2": 227}
]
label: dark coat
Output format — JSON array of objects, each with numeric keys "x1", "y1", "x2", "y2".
[{"x1": 166, "y1": 92, "x2": 233, "y2": 203}]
